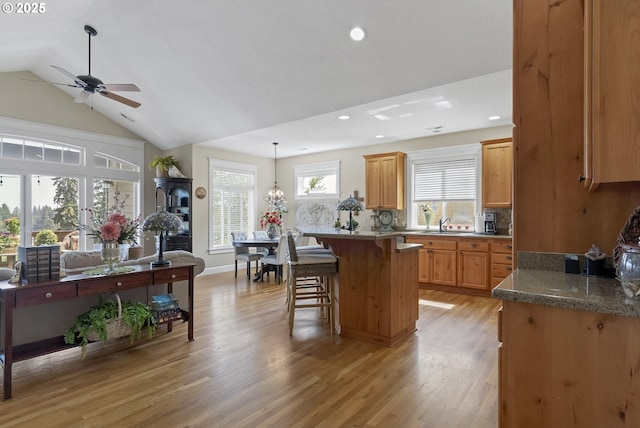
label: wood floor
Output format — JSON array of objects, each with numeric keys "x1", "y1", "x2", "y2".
[{"x1": 1, "y1": 272, "x2": 501, "y2": 428}]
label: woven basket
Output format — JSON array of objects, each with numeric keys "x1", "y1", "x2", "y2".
[
  {"x1": 613, "y1": 205, "x2": 640, "y2": 270},
  {"x1": 86, "y1": 294, "x2": 132, "y2": 342}
]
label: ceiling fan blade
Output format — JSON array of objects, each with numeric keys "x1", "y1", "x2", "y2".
[
  {"x1": 99, "y1": 90, "x2": 141, "y2": 108},
  {"x1": 51, "y1": 65, "x2": 87, "y2": 88},
  {"x1": 102, "y1": 83, "x2": 140, "y2": 92},
  {"x1": 20, "y1": 78, "x2": 81, "y2": 88},
  {"x1": 74, "y1": 91, "x2": 90, "y2": 103}
]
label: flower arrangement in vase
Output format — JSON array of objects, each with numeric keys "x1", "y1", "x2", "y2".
[
  {"x1": 419, "y1": 203, "x2": 436, "y2": 227},
  {"x1": 260, "y1": 210, "x2": 283, "y2": 239}
]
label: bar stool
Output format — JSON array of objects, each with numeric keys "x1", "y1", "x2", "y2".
[{"x1": 285, "y1": 231, "x2": 338, "y2": 336}]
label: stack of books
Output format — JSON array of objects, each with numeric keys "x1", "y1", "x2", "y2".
[{"x1": 150, "y1": 294, "x2": 182, "y2": 323}]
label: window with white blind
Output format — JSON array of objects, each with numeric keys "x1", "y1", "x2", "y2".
[
  {"x1": 408, "y1": 145, "x2": 480, "y2": 230},
  {"x1": 208, "y1": 158, "x2": 257, "y2": 252}
]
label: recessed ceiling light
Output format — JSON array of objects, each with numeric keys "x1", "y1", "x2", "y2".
[
  {"x1": 338, "y1": 115, "x2": 350, "y2": 120},
  {"x1": 488, "y1": 115, "x2": 501, "y2": 121},
  {"x1": 350, "y1": 27, "x2": 366, "y2": 41},
  {"x1": 375, "y1": 135, "x2": 384, "y2": 139}
]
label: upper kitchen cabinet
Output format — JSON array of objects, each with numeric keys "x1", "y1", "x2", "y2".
[
  {"x1": 584, "y1": 0, "x2": 640, "y2": 190},
  {"x1": 481, "y1": 138, "x2": 512, "y2": 208},
  {"x1": 363, "y1": 152, "x2": 406, "y2": 210}
]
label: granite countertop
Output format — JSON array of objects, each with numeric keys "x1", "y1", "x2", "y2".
[
  {"x1": 297, "y1": 226, "x2": 401, "y2": 240},
  {"x1": 492, "y1": 252, "x2": 640, "y2": 318}
]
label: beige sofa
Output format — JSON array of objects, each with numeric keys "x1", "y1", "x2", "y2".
[{"x1": 60, "y1": 249, "x2": 205, "y2": 276}]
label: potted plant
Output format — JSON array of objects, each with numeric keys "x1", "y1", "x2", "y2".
[
  {"x1": 149, "y1": 155, "x2": 180, "y2": 177},
  {"x1": 64, "y1": 295, "x2": 156, "y2": 358}
]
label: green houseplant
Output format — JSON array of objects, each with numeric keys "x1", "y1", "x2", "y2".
[
  {"x1": 64, "y1": 296, "x2": 156, "y2": 358},
  {"x1": 34, "y1": 229, "x2": 58, "y2": 246},
  {"x1": 149, "y1": 155, "x2": 180, "y2": 177}
]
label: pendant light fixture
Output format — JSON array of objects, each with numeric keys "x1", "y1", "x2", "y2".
[{"x1": 264, "y1": 142, "x2": 287, "y2": 211}]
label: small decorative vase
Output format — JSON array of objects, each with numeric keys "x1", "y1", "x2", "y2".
[
  {"x1": 423, "y1": 212, "x2": 432, "y2": 227},
  {"x1": 101, "y1": 241, "x2": 120, "y2": 273},
  {"x1": 266, "y1": 223, "x2": 279, "y2": 239}
]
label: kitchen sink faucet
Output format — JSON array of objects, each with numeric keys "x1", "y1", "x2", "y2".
[{"x1": 439, "y1": 217, "x2": 451, "y2": 232}]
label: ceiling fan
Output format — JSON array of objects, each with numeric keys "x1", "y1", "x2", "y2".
[{"x1": 48, "y1": 25, "x2": 141, "y2": 108}]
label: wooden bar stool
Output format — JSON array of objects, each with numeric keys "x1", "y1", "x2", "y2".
[{"x1": 285, "y1": 232, "x2": 338, "y2": 336}]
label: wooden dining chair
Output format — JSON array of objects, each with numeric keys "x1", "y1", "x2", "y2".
[{"x1": 230, "y1": 231, "x2": 263, "y2": 278}]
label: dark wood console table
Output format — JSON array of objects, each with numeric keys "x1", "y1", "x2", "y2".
[{"x1": 0, "y1": 262, "x2": 195, "y2": 400}]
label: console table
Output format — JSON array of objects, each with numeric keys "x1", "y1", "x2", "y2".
[{"x1": 0, "y1": 262, "x2": 195, "y2": 400}]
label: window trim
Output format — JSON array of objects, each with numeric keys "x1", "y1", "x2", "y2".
[
  {"x1": 294, "y1": 160, "x2": 340, "y2": 200},
  {"x1": 406, "y1": 144, "x2": 482, "y2": 229}
]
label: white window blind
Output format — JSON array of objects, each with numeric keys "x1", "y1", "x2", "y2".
[
  {"x1": 209, "y1": 159, "x2": 256, "y2": 249},
  {"x1": 413, "y1": 158, "x2": 476, "y2": 201}
]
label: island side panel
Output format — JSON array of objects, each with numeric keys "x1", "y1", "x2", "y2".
[
  {"x1": 390, "y1": 246, "x2": 419, "y2": 341},
  {"x1": 501, "y1": 299, "x2": 640, "y2": 427},
  {"x1": 317, "y1": 236, "x2": 417, "y2": 347}
]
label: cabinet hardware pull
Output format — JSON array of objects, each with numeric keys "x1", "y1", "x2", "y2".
[
  {"x1": 427, "y1": 242, "x2": 432, "y2": 245},
  {"x1": 116, "y1": 281, "x2": 122, "y2": 287},
  {"x1": 506, "y1": 245, "x2": 512, "y2": 249},
  {"x1": 45, "y1": 292, "x2": 52, "y2": 299},
  {"x1": 578, "y1": 175, "x2": 585, "y2": 182},
  {"x1": 472, "y1": 243, "x2": 478, "y2": 247},
  {"x1": 506, "y1": 256, "x2": 512, "y2": 260},
  {"x1": 506, "y1": 267, "x2": 512, "y2": 271},
  {"x1": 171, "y1": 274, "x2": 176, "y2": 279}
]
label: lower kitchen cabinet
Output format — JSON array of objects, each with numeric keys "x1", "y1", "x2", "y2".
[
  {"x1": 406, "y1": 235, "x2": 495, "y2": 294},
  {"x1": 490, "y1": 238, "x2": 513, "y2": 287},
  {"x1": 458, "y1": 240, "x2": 490, "y2": 289}
]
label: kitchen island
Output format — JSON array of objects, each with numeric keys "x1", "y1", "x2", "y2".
[
  {"x1": 298, "y1": 228, "x2": 421, "y2": 347},
  {"x1": 492, "y1": 253, "x2": 640, "y2": 427}
]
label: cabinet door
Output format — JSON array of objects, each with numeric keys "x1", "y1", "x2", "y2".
[
  {"x1": 418, "y1": 248, "x2": 430, "y2": 283},
  {"x1": 458, "y1": 251, "x2": 490, "y2": 290},
  {"x1": 585, "y1": 0, "x2": 640, "y2": 187},
  {"x1": 482, "y1": 139, "x2": 512, "y2": 208},
  {"x1": 379, "y1": 156, "x2": 398, "y2": 209},
  {"x1": 430, "y1": 249, "x2": 457, "y2": 286},
  {"x1": 365, "y1": 158, "x2": 382, "y2": 209}
]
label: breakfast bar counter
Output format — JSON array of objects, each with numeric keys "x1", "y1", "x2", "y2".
[{"x1": 298, "y1": 228, "x2": 421, "y2": 347}]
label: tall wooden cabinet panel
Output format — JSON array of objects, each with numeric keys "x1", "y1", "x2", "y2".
[
  {"x1": 584, "y1": 0, "x2": 640, "y2": 189},
  {"x1": 153, "y1": 177, "x2": 193, "y2": 252},
  {"x1": 481, "y1": 138, "x2": 512, "y2": 208},
  {"x1": 363, "y1": 152, "x2": 405, "y2": 210}
]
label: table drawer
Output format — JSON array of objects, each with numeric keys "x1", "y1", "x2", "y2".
[
  {"x1": 492, "y1": 253, "x2": 514, "y2": 264},
  {"x1": 458, "y1": 240, "x2": 489, "y2": 252},
  {"x1": 16, "y1": 283, "x2": 77, "y2": 307},
  {"x1": 491, "y1": 240, "x2": 513, "y2": 253},
  {"x1": 492, "y1": 263, "x2": 514, "y2": 278},
  {"x1": 77, "y1": 272, "x2": 153, "y2": 296},
  {"x1": 153, "y1": 267, "x2": 191, "y2": 284}
]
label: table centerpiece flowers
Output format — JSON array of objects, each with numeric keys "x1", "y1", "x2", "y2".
[{"x1": 260, "y1": 210, "x2": 283, "y2": 239}]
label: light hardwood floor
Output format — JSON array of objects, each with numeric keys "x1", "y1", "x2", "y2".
[{"x1": 1, "y1": 272, "x2": 501, "y2": 428}]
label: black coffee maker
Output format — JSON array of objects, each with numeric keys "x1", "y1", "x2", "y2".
[{"x1": 484, "y1": 212, "x2": 497, "y2": 235}]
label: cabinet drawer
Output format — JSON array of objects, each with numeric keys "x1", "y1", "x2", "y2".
[
  {"x1": 77, "y1": 272, "x2": 153, "y2": 296},
  {"x1": 420, "y1": 239, "x2": 457, "y2": 251},
  {"x1": 16, "y1": 283, "x2": 77, "y2": 307},
  {"x1": 491, "y1": 240, "x2": 513, "y2": 253},
  {"x1": 459, "y1": 240, "x2": 489, "y2": 252},
  {"x1": 492, "y1": 263, "x2": 514, "y2": 279},
  {"x1": 492, "y1": 253, "x2": 514, "y2": 265},
  {"x1": 153, "y1": 267, "x2": 191, "y2": 284}
]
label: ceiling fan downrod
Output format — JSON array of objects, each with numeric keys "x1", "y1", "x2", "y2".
[{"x1": 84, "y1": 25, "x2": 97, "y2": 76}]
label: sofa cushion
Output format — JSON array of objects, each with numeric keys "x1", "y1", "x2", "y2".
[
  {"x1": 0, "y1": 267, "x2": 15, "y2": 280},
  {"x1": 60, "y1": 251, "x2": 103, "y2": 270}
]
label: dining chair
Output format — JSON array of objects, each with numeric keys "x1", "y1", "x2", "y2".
[
  {"x1": 230, "y1": 231, "x2": 263, "y2": 278},
  {"x1": 259, "y1": 234, "x2": 287, "y2": 283},
  {"x1": 252, "y1": 230, "x2": 270, "y2": 256}
]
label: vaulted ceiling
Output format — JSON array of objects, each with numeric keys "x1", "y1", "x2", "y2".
[{"x1": 0, "y1": 0, "x2": 512, "y2": 158}]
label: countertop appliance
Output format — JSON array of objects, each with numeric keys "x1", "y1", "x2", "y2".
[{"x1": 484, "y1": 212, "x2": 497, "y2": 235}]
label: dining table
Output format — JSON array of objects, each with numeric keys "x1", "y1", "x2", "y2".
[{"x1": 232, "y1": 238, "x2": 280, "y2": 282}]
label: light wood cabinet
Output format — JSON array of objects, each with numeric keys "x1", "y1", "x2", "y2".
[
  {"x1": 481, "y1": 138, "x2": 512, "y2": 208},
  {"x1": 407, "y1": 235, "x2": 492, "y2": 292},
  {"x1": 490, "y1": 239, "x2": 513, "y2": 287},
  {"x1": 458, "y1": 240, "x2": 490, "y2": 290},
  {"x1": 584, "y1": 0, "x2": 640, "y2": 190},
  {"x1": 363, "y1": 152, "x2": 405, "y2": 210}
]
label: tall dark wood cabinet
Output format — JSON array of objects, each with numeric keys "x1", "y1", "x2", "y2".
[{"x1": 153, "y1": 177, "x2": 193, "y2": 252}]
